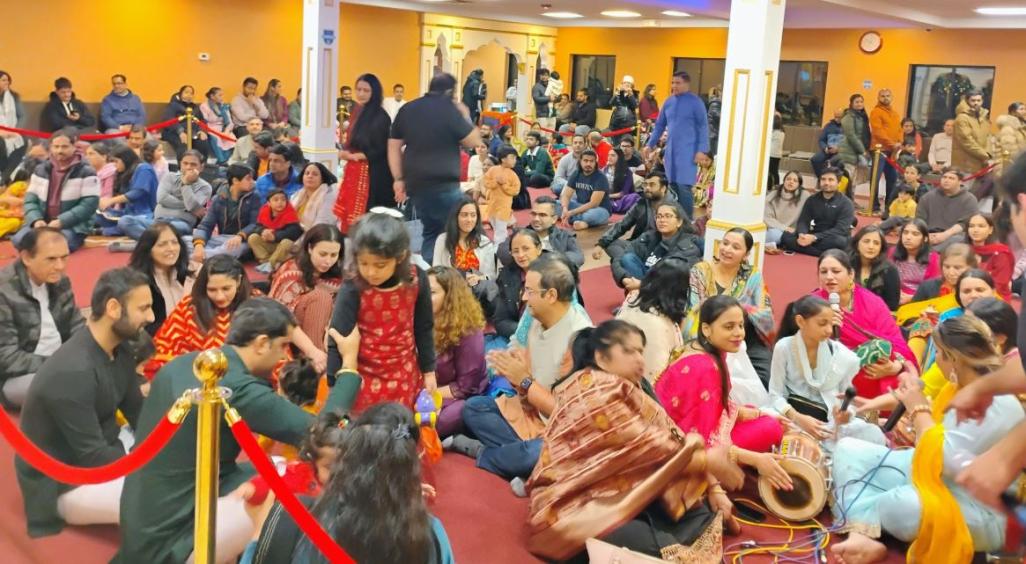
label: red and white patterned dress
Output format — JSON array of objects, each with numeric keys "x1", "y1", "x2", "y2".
[{"x1": 351, "y1": 268, "x2": 422, "y2": 414}]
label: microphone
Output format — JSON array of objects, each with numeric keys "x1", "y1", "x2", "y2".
[
  {"x1": 882, "y1": 402, "x2": 906, "y2": 433},
  {"x1": 828, "y1": 292, "x2": 842, "y2": 340},
  {"x1": 839, "y1": 386, "x2": 857, "y2": 412}
]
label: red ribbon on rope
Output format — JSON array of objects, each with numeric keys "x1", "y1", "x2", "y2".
[
  {"x1": 0, "y1": 117, "x2": 185, "y2": 142},
  {"x1": 230, "y1": 417, "x2": 355, "y2": 564},
  {"x1": 0, "y1": 410, "x2": 182, "y2": 485},
  {"x1": 195, "y1": 120, "x2": 237, "y2": 143}
]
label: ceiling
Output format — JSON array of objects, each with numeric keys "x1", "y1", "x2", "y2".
[{"x1": 344, "y1": 0, "x2": 1026, "y2": 29}]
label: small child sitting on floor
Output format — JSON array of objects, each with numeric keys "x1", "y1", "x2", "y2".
[
  {"x1": 257, "y1": 358, "x2": 320, "y2": 458},
  {"x1": 249, "y1": 188, "x2": 303, "y2": 274},
  {"x1": 877, "y1": 184, "x2": 918, "y2": 234}
]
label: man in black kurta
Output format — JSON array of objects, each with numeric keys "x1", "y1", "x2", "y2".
[
  {"x1": 115, "y1": 297, "x2": 361, "y2": 564},
  {"x1": 15, "y1": 267, "x2": 153, "y2": 537},
  {"x1": 780, "y1": 167, "x2": 855, "y2": 256}
]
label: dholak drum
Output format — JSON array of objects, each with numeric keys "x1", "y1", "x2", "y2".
[{"x1": 757, "y1": 432, "x2": 830, "y2": 522}]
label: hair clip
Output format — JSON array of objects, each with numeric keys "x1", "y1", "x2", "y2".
[
  {"x1": 337, "y1": 416, "x2": 350, "y2": 430},
  {"x1": 391, "y1": 423, "x2": 411, "y2": 441}
]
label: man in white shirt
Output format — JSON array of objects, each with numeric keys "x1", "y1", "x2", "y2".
[
  {"x1": 928, "y1": 119, "x2": 954, "y2": 172},
  {"x1": 456, "y1": 255, "x2": 592, "y2": 482},
  {"x1": 0, "y1": 228, "x2": 84, "y2": 407},
  {"x1": 382, "y1": 83, "x2": 407, "y2": 122}
]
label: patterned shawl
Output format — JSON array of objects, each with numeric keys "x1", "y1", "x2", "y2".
[{"x1": 686, "y1": 260, "x2": 776, "y2": 345}]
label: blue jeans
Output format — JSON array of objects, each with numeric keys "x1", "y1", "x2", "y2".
[
  {"x1": 567, "y1": 199, "x2": 611, "y2": 227},
  {"x1": 410, "y1": 186, "x2": 464, "y2": 264},
  {"x1": 619, "y1": 251, "x2": 648, "y2": 280},
  {"x1": 119, "y1": 215, "x2": 193, "y2": 240},
  {"x1": 875, "y1": 159, "x2": 898, "y2": 213},
  {"x1": 671, "y1": 183, "x2": 694, "y2": 219},
  {"x1": 551, "y1": 177, "x2": 568, "y2": 196},
  {"x1": 766, "y1": 227, "x2": 785, "y2": 246},
  {"x1": 205, "y1": 233, "x2": 249, "y2": 259},
  {"x1": 12, "y1": 226, "x2": 86, "y2": 253},
  {"x1": 461, "y1": 396, "x2": 542, "y2": 479}
]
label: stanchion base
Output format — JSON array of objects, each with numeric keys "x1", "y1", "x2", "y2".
[{"x1": 856, "y1": 210, "x2": 882, "y2": 217}]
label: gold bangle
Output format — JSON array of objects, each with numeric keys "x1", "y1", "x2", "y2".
[
  {"x1": 709, "y1": 485, "x2": 726, "y2": 496},
  {"x1": 909, "y1": 404, "x2": 931, "y2": 419},
  {"x1": 335, "y1": 368, "x2": 359, "y2": 378},
  {"x1": 728, "y1": 445, "x2": 740, "y2": 465}
]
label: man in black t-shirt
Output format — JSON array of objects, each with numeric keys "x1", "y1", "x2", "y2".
[{"x1": 389, "y1": 73, "x2": 482, "y2": 261}]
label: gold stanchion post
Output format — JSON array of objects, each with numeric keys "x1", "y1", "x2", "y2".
[
  {"x1": 635, "y1": 120, "x2": 642, "y2": 148},
  {"x1": 859, "y1": 144, "x2": 883, "y2": 217},
  {"x1": 185, "y1": 107, "x2": 194, "y2": 151},
  {"x1": 192, "y1": 349, "x2": 228, "y2": 564}
]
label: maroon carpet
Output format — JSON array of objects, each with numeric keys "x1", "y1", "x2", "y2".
[{"x1": 0, "y1": 234, "x2": 912, "y2": 562}]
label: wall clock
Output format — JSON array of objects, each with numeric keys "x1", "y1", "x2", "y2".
[{"x1": 859, "y1": 31, "x2": 882, "y2": 54}]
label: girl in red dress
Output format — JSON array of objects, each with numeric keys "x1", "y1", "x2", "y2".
[{"x1": 326, "y1": 212, "x2": 436, "y2": 415}]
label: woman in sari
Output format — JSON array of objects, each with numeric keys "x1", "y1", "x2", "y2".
[
  {"x1": 687, "y1": 227, "x2": 775, "y2": 384},
  {"x1": 335, "y1": 73, "x2": 394, "y2": 234},
  {"x1": 967, "y1": 212, "x2": 1014, "y2": 300},
  {"x1": 144, "y1": 255, "x2": 254, "y2": 379},
  {"x1": 813, "y1": 250, "x2": 917, "y2": 399},
  {"x1": 269, "y1": 224, "x2": 344, "y2": 371},
  {"x1": 657, "y1": 296, "x2": 791, "y2": 489},
  {"x1": 890, "y1": 219, "x2": 940, "y2": 305},
  {"x1": 830, "y1": 315, "x2": 1024, "y2": 564},
  {"x1": 528, "y1": 320, "x2": 741, "y2": 563},
  {"x1": 291, "y1": 161, "x2": 338, "y2": 232}
]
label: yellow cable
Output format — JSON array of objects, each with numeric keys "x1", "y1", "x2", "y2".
[{"x1": 724, "y1": 497, "x2": 831, "y2": 562}]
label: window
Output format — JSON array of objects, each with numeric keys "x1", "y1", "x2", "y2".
[
  {"x1": 776, "y1": 61, "x2": 827, "y2": 127},
  {"x1": 906, "y1": 64, "x2": 996, "y2": 136},
  {"x1": 672, "y1": 58, "x2": 726, "y2": 104},
  {"x1": 571, "y1": 55, "x2": 616, "y2": 109}
]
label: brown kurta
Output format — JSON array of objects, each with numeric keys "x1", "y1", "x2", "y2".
[{"x1": 526, "y1": 368, "x2": 709, "y2": 561}]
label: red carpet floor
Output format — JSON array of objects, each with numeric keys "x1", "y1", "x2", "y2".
[{"x1": 0, "y1": 231, "x2": 912, "y2": 563}]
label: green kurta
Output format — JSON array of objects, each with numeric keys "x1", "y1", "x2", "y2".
[{"x1": 113, "y1": 346, "x2": 346, "y2": 564}]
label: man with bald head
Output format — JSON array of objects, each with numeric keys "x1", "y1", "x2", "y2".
[
  {"x1": 0, "y1": 227, "x2": 83, "y2": 407},
  {"x1": 870, "y1": 88, "x2": 903, "y2": 214}
]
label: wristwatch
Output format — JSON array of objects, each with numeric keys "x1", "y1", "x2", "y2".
[{"x1": 519, "y1": 377, "x2": 534, "y2": 393}]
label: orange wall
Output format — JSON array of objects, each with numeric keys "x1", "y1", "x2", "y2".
[
  {"x1": 555, "y1": 27, "x2": 1026, "y2": 125},
  {"x1": 3, "y1": 1, "x2": 420, "y2": 104}
]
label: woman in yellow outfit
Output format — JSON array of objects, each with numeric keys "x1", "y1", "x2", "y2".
[{"x1": 830, "y1": 315, "x2": 1023, "y2": 564}]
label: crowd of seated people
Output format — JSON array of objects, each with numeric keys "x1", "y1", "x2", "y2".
[{"x1": 5, "y1": 67, "x2": 1026, "y2": 564}]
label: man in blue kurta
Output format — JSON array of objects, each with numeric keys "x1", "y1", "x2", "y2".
[{"x1": 644, "y1": 71, "x2": 710, "y2": 217}]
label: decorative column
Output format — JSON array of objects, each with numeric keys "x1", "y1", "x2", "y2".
[
  {"x1": 299, "y1": 0, "x2": 340, "y2": 170},
  {"x1": 704, "y1": 0, "x2": 786, "y2": 270}
]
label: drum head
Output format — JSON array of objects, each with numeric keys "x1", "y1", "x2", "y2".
[{"x1": 758, "y1": 458, "x2": 827, "y2": 522}]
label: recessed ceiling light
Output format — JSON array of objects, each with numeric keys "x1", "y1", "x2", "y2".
[
  {"x1": 541, "y1": 11, "x2": 585, "y2": 19},
  {"x1": 976, "y1": 6, "x2": 1026, "y2": 15},
  {"x1": 661, "y1": 10, "x2": 692, "y2": 17},
  {"x1": 601, "y1": 10, "x2": 642, "y2": 18}
]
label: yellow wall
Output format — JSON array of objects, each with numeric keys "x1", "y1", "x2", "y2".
[
  {"x1": 463, "y1": 43, "x2": 509, "y2": 108},
  {"x1": 3, "y1": 0, "x2": 420, "y2": 103},
  {"x1": 555, "y1": 27, "x2": 1026, "y2": 125}
]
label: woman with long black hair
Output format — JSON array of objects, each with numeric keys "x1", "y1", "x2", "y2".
[
  {"x1": 335, "y1": 73, "x2": 394, "y2": 233},
  {"x1": 128, "y1": 221, "x2": 194, "y2": 335}
]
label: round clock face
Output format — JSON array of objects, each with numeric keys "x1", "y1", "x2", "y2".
[{"x1": 860, "y1": 31, "x2": 882, "y2": 54}]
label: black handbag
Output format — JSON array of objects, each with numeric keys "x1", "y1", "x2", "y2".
[{"x1": 786, "y1": 393, "x2": 829, "y2": 423}]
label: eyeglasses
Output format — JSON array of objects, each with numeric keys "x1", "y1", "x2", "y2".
[{"x1": 522, "y1": 286, "x2": 547, "y2": 298}]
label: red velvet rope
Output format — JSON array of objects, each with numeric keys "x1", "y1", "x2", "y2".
[
  {"x1": 880, "y1": 153, "x2": 998, "y2": 186},
  {"x1": 0, "y1": 410, "x2": 182, "y2": 485},
  {"x1": 230, "y1": 418, "x2": 355, "y2": 564},
  {"x1": 195, "y1": 120, "x2": 237, "y2": 143},
  {"x1": 516, "y1": 117, "x2": 636, "y2": 138},
  {"x1": 0, "y1": 117, "x2": 184, "y2": 141}
]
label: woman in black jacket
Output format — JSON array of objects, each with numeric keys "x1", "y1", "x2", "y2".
[
  {"x1": 161, "y1": 85, "x2": 210, "y2": 161},
  {"x1": 340, "y1": 73, "x2": 395, "y2": 210},
  {"x1": 612, "y1": 202, "x2": 702, "y2": 290},
  {"x1": 492, "y1": 229, "x2": 544, "y2": 339},
  {"x1": 849, "y1": 224, "x2": 901, "y2": 310},
  {"x1": 609, "y1": 77, "x2": 639, "y2": 144}
]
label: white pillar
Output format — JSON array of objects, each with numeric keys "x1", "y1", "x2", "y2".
[
  {"x1": 704, "y1": 0, "x2": 786, "y2": 271},
  {"x1": 299, "y1": 0, "x2": 340, "y2": 170}
]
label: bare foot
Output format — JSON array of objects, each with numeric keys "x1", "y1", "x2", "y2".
[
  {"x1": 573, "y1": 221, "x2": 589, "y2": 230},
  {"x1": 831, "y1": 533, "x2": 887, "y2": 564}
]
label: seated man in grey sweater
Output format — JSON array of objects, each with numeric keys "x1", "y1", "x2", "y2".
[
  {"x1": 915, "y1": 167, "x2": 978, "y2": 251},
  {"x1": 117, "y1": 150, "x2": 212, "y2": 241}
]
